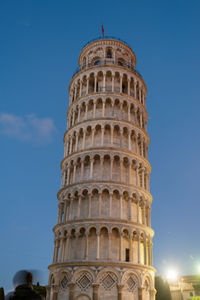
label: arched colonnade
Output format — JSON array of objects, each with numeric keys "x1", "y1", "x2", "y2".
[
  {"x1": 70, "y1": 70, "x2": 146, "y2": 106},
  {"x1": 53, "y1": 224, "x2": 153, "y2": 267},
  {"x1": 57, "y1": 188, "x2": 151, "y2": 226},
  {"x1": 65, "y1": 123, "x2": 149, "y2": 160},
  {"x1": 67, "y1": 97, "x2": 147, "y2": 131},
  {"x1": 61, "y1": 153, "x2": 150, "y2": 190}
]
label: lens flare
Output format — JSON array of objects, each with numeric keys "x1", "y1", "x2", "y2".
[{"x1": 166, "y1": 269, "x2": 178, "y2": 281}]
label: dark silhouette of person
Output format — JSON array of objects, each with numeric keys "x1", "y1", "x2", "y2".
[{"x1": 6, "y1": 270, "x2": 42, "y2": 300}]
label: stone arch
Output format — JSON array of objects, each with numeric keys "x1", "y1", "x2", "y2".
[
  {"x1": 99, "y1": 227, "x2": 109, "y2": 259},
  {"x1": 91, "y1": 188, "x2": 99, "y2": 217},
  {"x1": 88, "y1": 227, "x2": 97, "y2": 260},
  {"x1": 112, "y1": 189, "x2": 120, "y2": 218},
  {"x1": 75, "y1": 295, "x2": 91, "y2": 300},
  {"x1": 111, "y1": 227, "x2": 120, "y2": 260},
  {"x1": 97, "y1": 268, "x2": 119, "y2": 300}
]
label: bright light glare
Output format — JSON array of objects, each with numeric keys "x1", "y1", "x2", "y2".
[
  {"x1": 166, "y1": 269, "x2": 178, "y2": 281},
  {"x1": 197, "y1": 264, "x2": 200, "y2": 273}
]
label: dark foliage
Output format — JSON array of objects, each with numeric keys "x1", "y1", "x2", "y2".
[
  {"x1": 155, "y1": 276, "x2": 172, "y2": 300},
  {"x1": 0, "y1": 288, "x2": 4, "y2": 300}
]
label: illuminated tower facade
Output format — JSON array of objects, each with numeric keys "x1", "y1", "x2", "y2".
[{"x1": 47, "y1": 37, "x2": 155, "y2": 300}]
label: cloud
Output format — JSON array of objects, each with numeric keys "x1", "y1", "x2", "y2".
[{"x1": 0, "y1": 113, "x2": 56, "y2": 144}]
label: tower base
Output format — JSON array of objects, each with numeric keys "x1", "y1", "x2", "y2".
[{"x1": 47, "y1": 262, "x2": 155, "y2": 300}]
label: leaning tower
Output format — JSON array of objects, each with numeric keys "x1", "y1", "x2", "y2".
[{"x1": 47, "y1": 37, "x2": 155, "y2": 300}]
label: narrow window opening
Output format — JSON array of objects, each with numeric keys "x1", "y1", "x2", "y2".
[{"x1": 125, "y1": 248, "x2": 130, "y2": 262}]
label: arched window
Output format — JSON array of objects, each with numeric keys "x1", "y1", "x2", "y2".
[
  {"x1": 94, "y1": 60, "x2": 101, "y2": 66},
  {"x1": 106, "y1": 48, "x2": 112, "y2": 58}
]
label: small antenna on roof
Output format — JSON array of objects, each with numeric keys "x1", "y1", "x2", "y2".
[{"x1": 101, "y1": 24, "x2": 104, "y2": 39}]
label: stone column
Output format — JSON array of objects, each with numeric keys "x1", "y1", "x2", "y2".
[
  {"x1": 109, "y1": 193, "x2": 112, "y2": 217},
  {"x1": 101, "y1": 127, "x2": 104, "y2": 146},
  {"x1": 138, "y1": 287, "x2": 144, "y2": 300},
  {"x1": 135, "y1": 135, "x2": 138, "y2": 153},
  {"x1": 77, "y1": 106, "x2": 81, "y2": 122},
  {"x1": 96, "y1": 232, "x2": 100, "y2": 259},
  {"x1": 129, "y1": 162, "x2": 132, "y2": 184},
  {"x1": 72, "y1": 110, "x2": 75, "y2": 126},
  {"x1": 59, "y1": 237, "x2": 64, "y2": 262},
  {"x1": 69, "y1": 198, "x2": 73, "y2": 220},
  {"x1": 128, "y1": 103, "x2": 131, "y2": 121},
  {"x1": 120, "y1": 102, "x2": 123, "y2": 119},
  {"x1": 120, "y1": 158, "x2": 123, "y2": 182},
  {"x1": 100, "y1": 157, "x2": 103, "y2": 179},
  {"x1": 93, "y1": 101, "x2": 96, "y2": 118},
  {"x1": 136, "y1": 163, "x2": 139, "y2": 186},
  {"x1": 82, "y1": 130, "x2": 86, "y2": 149},
  {"x1": 52, "y1": 286, "x2": 59, "y2": 300},
  {"x1": 86, "y1": 76, "x2": 89, "y2": 94},
  {"x1": 128, "y1": 78, "x2": 130, "y2": 95},
  {"x1": 129, "y1": 234, "x2": 133, "y2": 262},
  {"x1": 120, "y1": 130, "x2": 123, "y2": 147},
  {"x1": 90, "y1": 158, "x2": 94, "y2": 178},
  {"x1": 75, "y1": 132, "x2": 78, "y2": 151},
  {"x1": 88, "y1": 193, "x2": 92, "y2": 218},
  {"x1": 69, "y1": 136, "x2": 73, "y2": 154},
  {"x1": 98, "y1": 193, "x2": 102, "y2": 217},
  {"x1": 139, "y1": 86, "x2": 142, "y2": 103},
  {"x1": 64, "y1": 235, "x2": 70, "y2": 260},
  {"x1": 46, "y1": 286, "x2": 51, "y2": 300},
  {"x1": 117, "y1": 284, "x2": 124, "y2": 300},
  {"x1": 112, "y1": 73, "x2": 115, "y2": 92},
  {"x1": 108, "y1": 231, "x2": 111, "y2": 260},
  {"x1": 93, "y1": 283, "x2": 100, "y2": 300},
  {"x1": 144, "y1": 238, "x2": 147, "y2": 265},
  {"x1": 67, "y1": 167, "x2": 70, "y2": 185},
  {"x1": 85, "y1": 103, "x2": 88, "y2": 120},
  {"x1": 142, "y1": 168, "x2": 145, "y2": 189},
  {"x1": 110, "y1": 157, "x2": 113, "y2": 180},
  {"x1": 120, "y1": 75, "x2": 123, "y2": 93},
  {"x1": 63, "y1": 199, "x2": 67, "y2": 222},
  {"x1": 110, "y1": 126, "x2": 114, "y2": 146},
  {"x1": 80, "y1": 80, "x2": 82, "y2": 97},
  {"x1": 73, "y1": 164, "x2": 76, "y2": 183},
  {"x1": 129, "y1": 197, "x2": 132, "y2": 220},
  {"x1": 137, "y1": 200, "x2": 140, "y2": 223},
  {"x1": 94, "y1": 75, "x2": 97, "y2": 92},
  {"x1": 85, "y1": 233, "x2": 89, "y2": 260},
  {"x1": 102, "y1": 100, "x2": 105, "y2": 117},
  {"x1": 91, "y1": 128, "x2": 95, "y2": 147},
  {"x1": 120, "y1": 194, "x2": 123, "y2": 219},
  {"x1": 134, "y1": 80, "x2": 137, "y2": 98},
  {"x1": 68, "y1": 283, "x2": 75, "y2": 300},
  {"x1": 119, "y1": 233, "x2": 122, "y2": 261},
  {"x1": 140, "y1": 111, "x2": 143, "y2": 128},
  {"x1": 77, "y1": 195, "x2": 81, "y2": 218},
  {"x1": 103, "y1": 72, "x2": 106, "y2": 91},
  {"x1": 138, "y1": 235, "x2": 141, "y2": 264},
  {"x1": 133, "y1": 108, "x2": 137, "y2": 125},
  {"x1": 128, "y1": 130, "x2": 131, "y2": 150},
  {"x1": 80, "y1": 159, "x2": 84, "y2": 180}
]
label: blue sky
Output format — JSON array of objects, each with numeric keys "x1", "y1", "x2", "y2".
[{"x1": 1, "y1": 0, "x2": 200, "y2": 291}]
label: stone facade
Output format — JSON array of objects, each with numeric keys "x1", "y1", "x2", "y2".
[
  {"x1": 47, "y1": 38, "x2": 155, "y2": 300},
  {"x1": 169, "y1": 275, "x2": 200, "y2": 300}
]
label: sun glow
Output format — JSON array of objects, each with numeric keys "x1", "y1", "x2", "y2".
[{"x1": 166, "y1": 269, "x2": 178, "y2": 281}]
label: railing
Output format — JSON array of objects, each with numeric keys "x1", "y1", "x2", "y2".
[
  {"x1": 81, "y1": 36, "x2": 132, "y2": 50},
  {"x1": 72, "y1": 58, "x2": 142, "y2": 79}
]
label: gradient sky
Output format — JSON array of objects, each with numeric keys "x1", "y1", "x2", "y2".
[{"x1": 1, "y1": 0, "x2": 200, "y2": 291}]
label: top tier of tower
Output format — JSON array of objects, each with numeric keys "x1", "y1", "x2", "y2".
[{"x1": 78, "y1": 38, "x2": 137, "y2": 69}]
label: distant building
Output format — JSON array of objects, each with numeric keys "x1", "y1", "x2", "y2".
[{"x1": 169, "y1": 275, "x2": 200, "y2": 300}]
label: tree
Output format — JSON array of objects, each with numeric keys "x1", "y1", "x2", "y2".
[
  {"x1": 33, "y1": 282, "x2": 46, "y2": 298},
  {"x1": 0, "y1": 287, "x2": 4, "y2": 300},
  {"x1": 155, "y1": 276, "x2": 172, "y2": 300}
]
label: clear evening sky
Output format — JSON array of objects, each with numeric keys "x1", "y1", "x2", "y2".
[{"x1": 1, "y1": 0, "x2": 200, "y2": 291}]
